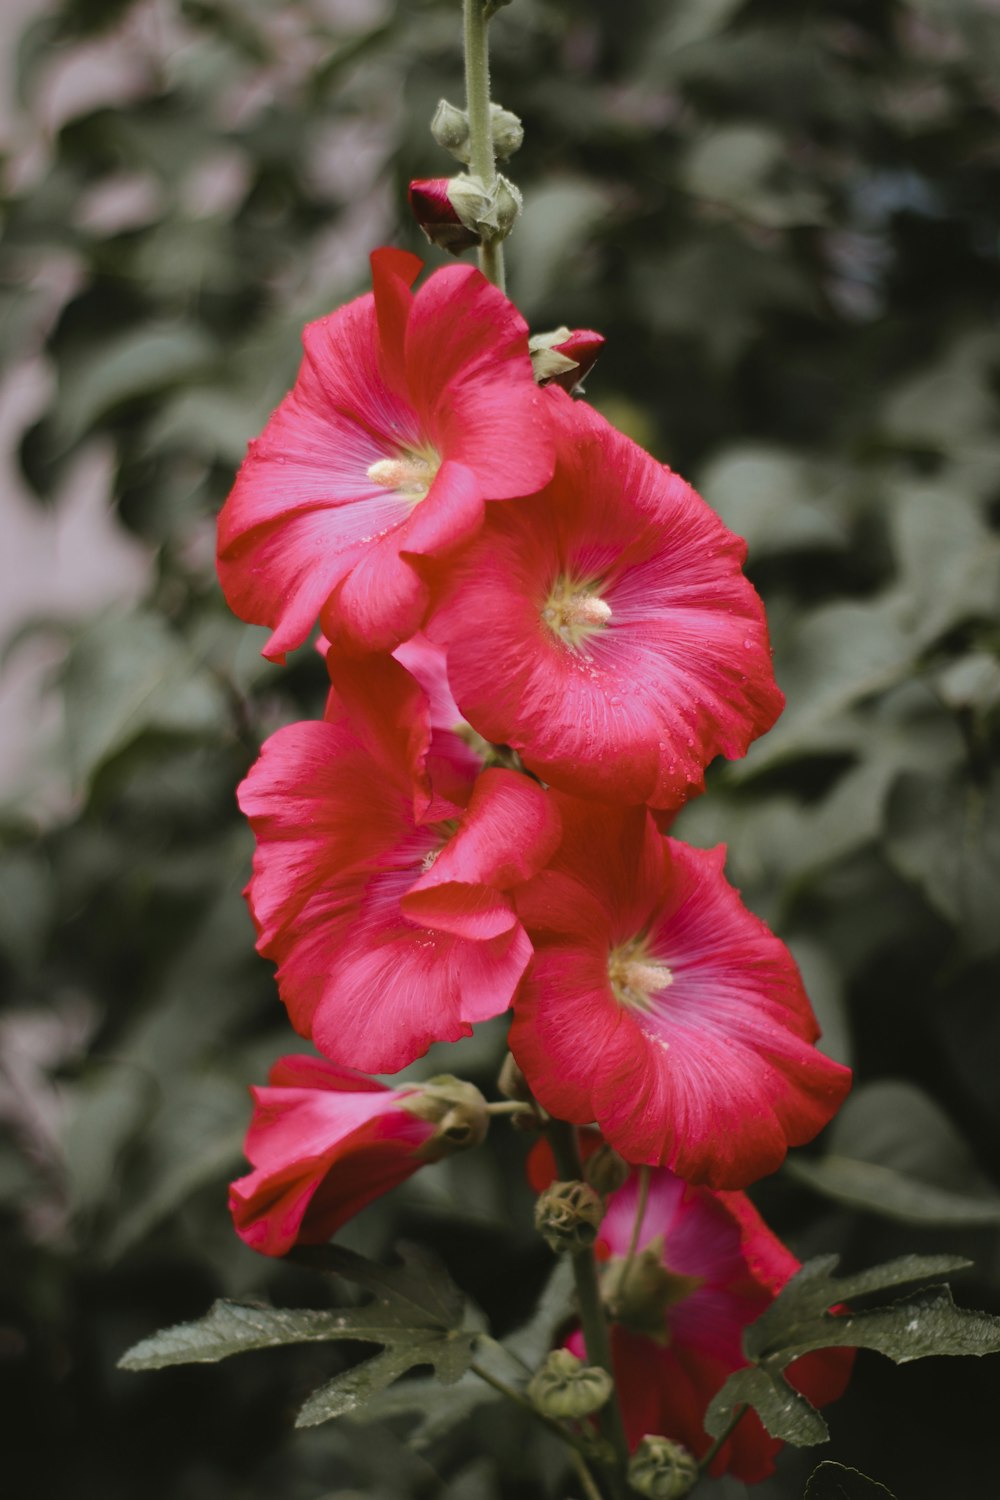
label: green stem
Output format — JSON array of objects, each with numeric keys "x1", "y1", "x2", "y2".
[
  {"x1": 484, "y1": 1099, "x2": 536, "y2": 1117},
  {"x1": 616, "y1": 1165, "x2": 651, "y2": 1298},
  {"x1": 462, "y1": 0, "x2": 505, "y2": 290},
  {"x1": 548, "y1": 1122, "x2": 630, "y2": 1499},
  {"x1": 697, "y1": 1403, "x2": 749, "y2": 1473}
]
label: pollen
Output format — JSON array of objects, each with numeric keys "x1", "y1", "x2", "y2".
[
  {"x1": 542, "y1": 576, "x2": 612, "y2": 648},
  {"x1": 608, "y1": 944, "x2": 673, "y2": 1014},
  {"x1": 367, "y1": 451, "x2": 436, "y2": 501}
]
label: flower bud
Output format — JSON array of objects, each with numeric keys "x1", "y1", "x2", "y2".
[
  {"x1": 448, "y1": 173, "x2": 523, "y2": 240},
  {"x1": 497, "y1": 1051, "x2": 532, "y2": 1102},
  {"x1": 529, "y1": 327, "x2": 606, "y2": 393},
  {"x1": 489, "y1": 103, "x2": 524, "y2": 160},
  {"x1": 627, "y1": 1436, "x2": 698, "y2": 1499},
  {"x1": 584, "y1": 1142, "x2": 631, "y2": 1197},
  {"x1": 527, "y1": 1349, "x2": 613, "y2": 1419},
  {"x1": 404, "y1": 1075, "x2": 489, "y2": 1154},
  {"x1": 534, "y1": 1179, "x2": 604, "y2": 1253},
  {"x1": 408, "y1": 178, "x2": 482, "y2": 256},
  {"x1": 431, "y1": 99, "x2": 471, "y2": 161}
]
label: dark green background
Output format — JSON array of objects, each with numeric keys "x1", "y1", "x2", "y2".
[{"x1": 2, "y1": 2, "x2": 999, "y2": 1496}]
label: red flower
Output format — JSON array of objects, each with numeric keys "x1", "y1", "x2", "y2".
[
  {"x1": 426, "y1": 391, "x2": 784, "y2": 810},
  {"x1": 217, "y1": 248, "x2": 554, "y2": 662},
  {"x1": 565, "y1": 1167, "x2": 853, "y2": 1482},
  {"x1": 510, "y1": 796, "x2": 851, "y2": 1187},
  {"x1": 229, "y1": 1054, "x2": 488, "y2": 1256},
  {"x1": 238, "y1": 652, "x2": 561, "y2": 1073}
]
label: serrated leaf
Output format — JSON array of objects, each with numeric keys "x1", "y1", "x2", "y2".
[
  {"x1": 782, "y1": 1286, "x2": 1000, "y2": 1366},
  {"x1": 786, "y1": 1154, "x2": 1000, "y2": 1228},
  {"x1": 353, "y1": 1371, "x2": 497, "y2": 1450},
  {"x1": 119, "y1": 1299, "x2": 387, "y2": 1370},
  {"x1": 296, "y1": 1333, "x2": 475, "y2": 1428},
  {"x1": 745, "y1": 1254, "x2": 971, "y2": 1362},
  {"x1": 805, "y1": 1461, "x2": 897, "y2": 1499},
  {"x1": 289, "y1": 1242, "x2": 466, "y2": 1331},
  {"x1": 705, "y1": 1365, "x2": 829, "y2": 1446}
]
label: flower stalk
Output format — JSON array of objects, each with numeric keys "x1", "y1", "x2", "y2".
[
  {"x1": 463, "y1": 0, "x2": 505, "y2": 289},
  {"x1": 549, "y1": 1120, "x2": 630, "y2": 1498}
]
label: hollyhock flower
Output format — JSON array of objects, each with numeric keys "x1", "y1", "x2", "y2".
[
  {"x1": 239, "y1": 651, "x2": 561, "y2": 1073},
  {"x1": 217, "y1": 247, "x2": 553, "y2": 662},
  {"x1": 564, "y1": 1167, "x2": 854, "y2": 1482},
  {"x1": 426, "y1": 391, "x2": 784, "y2": 810},
  {"x1": 230, "y1": 1054, "x2": 488, "y2": 1256},
  {"x1": 510, "y1": 796, "x2": 851, "y2": 1187}
]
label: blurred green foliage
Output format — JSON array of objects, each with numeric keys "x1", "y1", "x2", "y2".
[{"x1": 1, "y1": 1, "x2": 1000, "y2": 1497}]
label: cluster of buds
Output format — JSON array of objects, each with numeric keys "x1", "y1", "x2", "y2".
[{"x1": 410, "y1": 96, "x2": 525, "y2": 258}]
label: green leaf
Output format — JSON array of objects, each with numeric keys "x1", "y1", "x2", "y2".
[
  {"x1": 698, "y1": 445, "x2": 846, "y2": 558},
  {"x1": 120, "y1": 1243, "x2": 478, "y2": 1427},
  {"x1": 805, "y1": 1461, "x2": 897, "y2": 1499},
  {"x1": 59, "y1": 609, "x2": 227, "y2": 788},
  {"x1": 786, "y1": 1154, "x2": 1000, "y2": 1228},
  {"x1": 705, "y1": 1365, "x2": 829, "y2": 1446},
  {"x1": 888, "y1": 482, "x2": 1000, "y2": 646},
  {"x1": 681, "y1": 125, "x2": 827, "y2": 228},
  {"x1": 119, "y1": 1299, "x2": 387, "y2": 1370},
  {"x1": 745, "y1": 1254, "x2": 972, "y2": 1362},
  {"x1": 885, "y1": 767, "x2": 1000, "y2": 955},
  {"x1": 57, "y1": 325, "x2": 217, "y2": 444}
]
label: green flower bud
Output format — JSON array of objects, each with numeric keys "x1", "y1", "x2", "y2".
[
  {"x1": 534, "y1": 1179, "x2": 604, "y2": 1253},
  {"x1": 527, "y1": 1349, "x2": 613, "y2": 1419},
  {"x1": 489, "y1": 103, "x2": 524, "y2": 160},
  {"x1": 627, "y1": 1436, "x2": 698, "y2": 1499},
  {"x1": 431, "y1": 99, "x2": 471, "y2": 162},
  {"x1": 403, "y1": 1075, "x2": 489, "y2": 1155},
  {"x1": 447, "y1": 173, "x2": 522, "y2": 241},
  {"x1": 584, "y1": 1143, "x2": 631, "y2": 1197},
  {"x1": 497, "y1": 1052, "x2": 532, "y2": 1102}
]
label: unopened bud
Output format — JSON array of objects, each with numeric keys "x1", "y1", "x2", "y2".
[
  {"x1": 527, "y1": 1349, "x2": 613, "y2": 1419},
  {"x1": 627, "y1": 1436, "x2": 698, "y2": 1499},
  {"x1": 535, "y1": 1179, "x2": 604, "y2": 1253},
  {"x1": 584, "y1": 1143, "x2": 631, "y2": 1197},
  {"x1": 497, "y1": 1052, "x2": 532, "y2": 1102},
  {"x1": 405, "y1": 1075, "x2": 489, "y2": 1155},
  {"x1": 448, "y1": 173, "x2": 523, "y2": 240},
  {"x1": 409, "y1": 178, "x2": 482, "y2": 256},
  {"x1": 431, "y1": 99, "x2": 470, "y2": 161},
  {"x1": 529, "y1": 326, "x2": 606, "y2": 393},
  {"x1": 489, "y1": 103, "x2": 524, "y2": 160}
]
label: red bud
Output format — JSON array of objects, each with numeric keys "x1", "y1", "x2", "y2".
[
  {"x1": 548, "y1": 329, "x2": 605, "y2": 392},
  {"x1": 408, "y1": 177, "x2": 481, "y2": 256}
]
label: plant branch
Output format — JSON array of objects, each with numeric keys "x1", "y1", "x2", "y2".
[
  {"x1": 548, "y1": 1121, "x2": 630, "y2": 1499},
  {"x1": 462, "y1": 0, "x2": 505, "y2": 290},
  {"x1": 697, "y1": 1403, "x2": 749, "y2": 1473},
  {"x1": 469, "y1": 1356, "x2": 605, "y2": 1498},
  {"x1": 616, "y1": 1164, "x2": 651, "y2": 1298}
]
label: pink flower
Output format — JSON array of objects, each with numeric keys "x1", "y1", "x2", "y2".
[
  {"x1": 238, "y1": 651, "x2": 561, "y2": 1072},
  {"x1": 510, "y1": 796, "x2": 851, "y2": 1187},
  {"x1": 426, "y1": 391, "x2": 784, "y2": 810},
  {"x1": 217, "y1": 247, "x2": 554, "y2": 662},
  {"x1": 229, "y1": 1054, "x2": 488, "y2": 1256},
  {"x1": 565, "y1": 1166, "x2": 854, "y2": 1482}
]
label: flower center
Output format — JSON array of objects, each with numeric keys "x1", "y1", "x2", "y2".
[
  {"x1": 608, "y1": 943, "x2": 673, "y2": 1015},
  {"x1": 601, "y1": 1237, "x2": 702, "y2": 1343},
  {"x1": 542, "y1": 575, "x2": 612, "y2": 650},
  {"x1": 367, "y1": 448, "x2": 438, "y2": 502}
]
